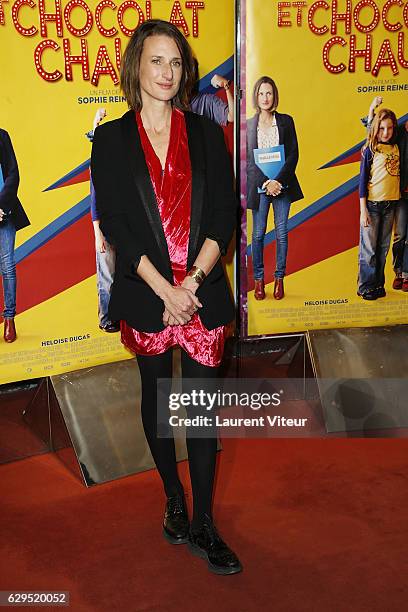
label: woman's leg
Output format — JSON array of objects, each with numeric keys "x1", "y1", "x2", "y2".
[
  {"x1": 251, "y1": 194, "x2": 271, "y2": 280},
  {"x1": 182, "y1": 351, "x2": 242, "y2": 574},
  {"x1": 181, "y1": 350, "x2": 218, "y2": 529},
  {"x1": 271, "y1": 193, "x2": 291, "y2": 278},
  {"x1": 136, "y1": 351, "x2": 184, "y2": 498},
  {"x1": 0, "y1": 221, "x2": 17, "y2": 319}
]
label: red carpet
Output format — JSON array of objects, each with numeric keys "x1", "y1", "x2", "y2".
[{"x1": 1, "y1": 438, "x2": 408, "y2": 611}]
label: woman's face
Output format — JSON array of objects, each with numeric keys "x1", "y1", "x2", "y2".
[
  {"x1": 257, "y1": 83, "x2": 274, "y2": 111},
  {"x1": 378, "y1": 118, "x2": 394, "y2": 143},
  {"x1": 139, "y1": 34, "x2": 183, "y2": 105}
]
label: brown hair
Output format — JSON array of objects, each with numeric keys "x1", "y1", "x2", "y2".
[
  {"x1": 120, "y1": 19, "x2": 195, "y2": 112},
  {"x1": 363, "y1": 108, "x2": 398, "y2": 154},
  {"x1": 252, "y1": 76, "x2": 279, "y2": 112}
]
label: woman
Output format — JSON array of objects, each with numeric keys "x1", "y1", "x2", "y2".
[
  {"x1": 247, "y1": 76, "x2": 303, "y2": 300},
  {"x1": 91, "y1": 20, "x2": 241, "y2": 575},
  {"x1": 0, "y1": 128, "x2": 30, "y2": 342}
]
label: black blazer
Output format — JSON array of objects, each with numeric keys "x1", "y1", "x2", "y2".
[
  {"x1": 397, "y1": 125, "x2": 407, "y2": 195},
  {"x1": 91, "y1": 110, "x2": 236, "y2": 333},
  {"x1": 246, "y1": 112, "x2": 303, "y2": 210},
  {"x1": 0, "y1": 129, "x2": 30, "y2": 231}
]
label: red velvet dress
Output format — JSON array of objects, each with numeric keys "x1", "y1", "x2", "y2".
[{"x1": 121, "y1": 108, "x2": 227, "y2": 367}]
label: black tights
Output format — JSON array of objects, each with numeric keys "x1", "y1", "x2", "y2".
[{"x1": 136, "y1": 349, "x2": 218, "y2": 529}]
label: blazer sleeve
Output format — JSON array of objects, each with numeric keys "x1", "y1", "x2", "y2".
[
  {"x1": 275, "y1": 115, "x2": 299, "y2": 186},
  {"x1": 91, "y1": 126, "x2": 146, "y2": 273},
  {"x1": 0, "y1": 131, "x2": 19, "y2": 214},
  {"x1": 205, "y1": 123, "x2": 237, "y2": 255}
]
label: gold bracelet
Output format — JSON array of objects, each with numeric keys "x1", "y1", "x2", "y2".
[{"x1": 187, "y1": 266, "x2": 206, "y2": 285}]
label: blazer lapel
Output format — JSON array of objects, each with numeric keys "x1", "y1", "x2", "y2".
[
  {"x1": 120, "y1": 111, "x2": 172, "y2": 277},
  {"x1": 275, "y1": 112, "x2": 284, "y2": 146},
  {"x1": 185, "y1": 112, "x2": 205, "y2": 270}
]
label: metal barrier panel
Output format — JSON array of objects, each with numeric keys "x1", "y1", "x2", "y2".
[
  {"x1": 307, "y1": 326, "x2": 408, "y2": 433},
  {"x1": 47, "y1": 355, "x2": 188, "y2": 486}
]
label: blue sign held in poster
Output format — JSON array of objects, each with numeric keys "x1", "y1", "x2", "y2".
[{"x1": 254, "y1": 145, "x2": 285, "y2": 193}]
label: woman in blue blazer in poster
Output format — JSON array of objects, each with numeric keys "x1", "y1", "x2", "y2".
[
  {"x1": 0, "y1": 129, "x2": 30, "y2": 343},
  {"x1": 247, "y1": 76, "x2": 303, "y2": 300}
]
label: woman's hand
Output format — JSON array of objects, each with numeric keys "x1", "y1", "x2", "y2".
[
  {"x1": 360, "y1": 209, "x2": 370, "y2": 227},
  {"x1": 162, "y1": 275, "x2": 202, "y2": 326},
  {"x1": 136, "y1": 257, "x2": 202, "y2": 325},
  {"x1": 264, "y1": 179, "x2": 282, "y2": 197},
  {"x1": 181, "y1": 274, "x2": 200, "y2": 294},
  {"x1": 162, "y1": 285, "x2": 202, "y2": 325},
  {"x1": 163, "y1": 308, "x2": 179, "y2": 326},
  {"x1": 163, "y1": 307, "x2": 196, "y2": 326}
]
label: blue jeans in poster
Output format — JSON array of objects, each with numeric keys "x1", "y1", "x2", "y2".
[
  {"x1": 96, "y1": 241, "x2": 116, "y2": 327},
  {"x1": 358, "y1": 200, "x2": 395, "y2": 295},
  {"x1": 392, "y1": 198, "x2": 408, "y2": 273},
  {"x1": 252, "y1": 192, "x2": 291, "y2": 280},
  {"x1": 0, "y1": 219, "x2": 17, "y2": 318}
]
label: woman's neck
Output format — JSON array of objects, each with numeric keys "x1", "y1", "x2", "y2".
[
  {"x1": 259, "y1": 109, "x2": 274, "y2": 123},
  {"x1": 140, "y1": 98, "x2": 173, "y2": 133}
]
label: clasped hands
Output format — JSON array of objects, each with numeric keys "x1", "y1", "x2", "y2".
[
  {"x1": 262, "y1": 179, "x2": 282, "y2": 197},
  {"x1": 162, "y1": 275, "x2": 202, "y2": 327}
]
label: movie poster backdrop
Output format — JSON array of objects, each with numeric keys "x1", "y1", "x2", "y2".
[{"x1": 241, "y1": 0, "x2": 408, "y2": 337}]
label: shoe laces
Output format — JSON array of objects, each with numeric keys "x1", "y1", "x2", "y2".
[
  {"x1": 201, "y1": 520, "x2": 237, "y2": 562},
  {"x1": 167, "y1": 495, "x2": 185, "y2": 514},
  {"x1": 202, "y1": 516, "x2": 225, "y2": 547}
]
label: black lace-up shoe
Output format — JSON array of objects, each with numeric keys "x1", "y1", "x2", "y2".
[
  {"x1": 163, "y1": 495, "x2": 189, "y2": 544},
  {"x1": 188, "y1": 514, "x2": 242, "y2": 575}
]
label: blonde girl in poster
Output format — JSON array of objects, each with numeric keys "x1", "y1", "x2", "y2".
[{"x1": 358, "y1": 109, "x2": 400, "y2": 300}]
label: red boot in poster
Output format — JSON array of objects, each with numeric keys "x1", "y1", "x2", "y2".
[
  {"x1": 273, "y1": 278, "x2": 284, "y2": 300},
  {"x1": 254, "y1": 279, "x2": 265, "y2": 300}
]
